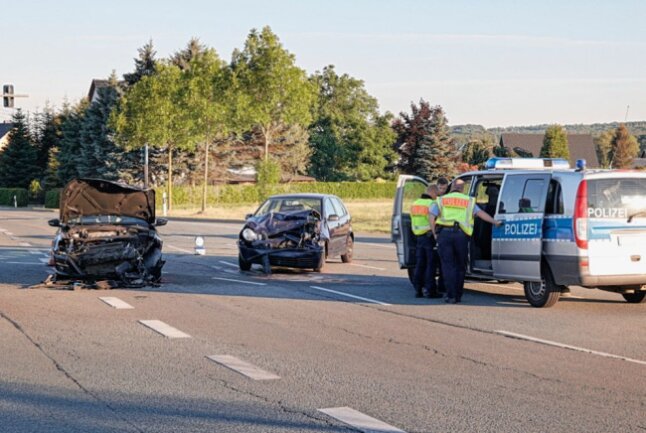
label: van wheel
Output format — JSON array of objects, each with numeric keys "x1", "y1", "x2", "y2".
[
  {"x1": 523, "y1": 268, "x2": 561, "y2": 308},
  {"x1": 622, "y1": 292, "x2": 646, "y2": 303},
  {"x1": 341, "y1": 236, "x2": 353, "y2": 263}
]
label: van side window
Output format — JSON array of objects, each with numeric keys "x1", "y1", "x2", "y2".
[
  {"x1": 499, "y1": 177, "x2": 546, "y2": 214},
  {"x1": 545, "y1": 180, "x2": 564, "y2": 214}
]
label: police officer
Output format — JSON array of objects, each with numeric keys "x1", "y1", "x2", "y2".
[
  {"x1": 410, "y1": 185, "x2": 442, "y2": 298},
  {"x1": 430, "y1": 179, "x2": 502, "y2": 304}
]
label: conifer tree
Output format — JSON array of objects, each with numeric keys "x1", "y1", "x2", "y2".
[
  {"x1": 58, "y1": 99, "x2": 89, "y2": 184},
  {"x1": 0, "y1": 109, "x2": 39, "y2": 188},
  {"x1": 540, "y1": 125, "x2": 570, "y2": 160},
  {"x1": 123, "y1": 39, "x2": 157, "y2": 86},
  {"x1": 610, "y1": 124, "x2": 639, "y2": 169}
]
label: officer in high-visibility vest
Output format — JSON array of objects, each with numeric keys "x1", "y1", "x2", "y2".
[
  {"x1": 430, "y1": 179, "x2": 502, "y2": 304},
  {"x1": 410, "y1": 185, "x2": 442, "y2": 298}
]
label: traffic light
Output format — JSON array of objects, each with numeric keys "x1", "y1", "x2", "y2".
[{"x1": 3, "y1": 84, "x2": 14, "y2": 108}]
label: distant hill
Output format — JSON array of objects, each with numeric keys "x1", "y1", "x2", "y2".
[{"x1": 451, "y1": 121, "x2": 646, "y2": 150}]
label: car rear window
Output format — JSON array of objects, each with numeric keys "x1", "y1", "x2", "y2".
[{"x1": 587, "y1": 178, "x2": 646, "y2": 219}]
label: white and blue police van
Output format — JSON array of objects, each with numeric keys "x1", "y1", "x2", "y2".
[{"x1": 392, "y1": 157, "x2": 646, "y2": 307}]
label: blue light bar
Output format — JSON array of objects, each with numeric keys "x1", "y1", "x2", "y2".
[{"x1": 484, "y1": 157, "x2": 570, "y2": 170}]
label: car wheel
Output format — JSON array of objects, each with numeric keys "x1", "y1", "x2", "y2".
[
  {"x1": 622, "y1": 292, "x2": 646, "y2": 303},
  {"x1": 341, "y1": 236, "x2": 353, "y2": 263},
  {"x1": 313, "y1": 253, "x2": 325, "y2": 272},
  {"x1": 238, "y1": 253, "x2": 251, "y2": 271},
  {"x1": 523, "y1": 266, "x2": 561, "y2": 308}
]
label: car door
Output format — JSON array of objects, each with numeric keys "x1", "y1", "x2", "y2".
[
  {"x1": 492, "y1": 173, "x2": 551, "y2": 282},
  {"x1": 392, "y1": 175, "x2": 428, "y2": 269},
  {"x1": 330, "y1": 197, "x2": 351, "y2": 253},
  {"x1": 324, "y1": 197, "x2": 343, "y2": 256}
]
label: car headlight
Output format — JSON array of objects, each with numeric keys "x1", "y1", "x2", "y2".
[{"x1": 242, "y1": 228, "x2": 259, "y2": 242}]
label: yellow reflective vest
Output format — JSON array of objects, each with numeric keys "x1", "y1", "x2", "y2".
[
  {"x1": 410, "y1": 198, "x2": 434, "y2": 235},
  {"x1": 436, "y1": 192, "x2": 476, "y2": 236}
]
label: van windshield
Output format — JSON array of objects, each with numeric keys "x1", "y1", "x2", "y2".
[{"x1": 587, "y1": 178, "x2": 646, "y2": 219}]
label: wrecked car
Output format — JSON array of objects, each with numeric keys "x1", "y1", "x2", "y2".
[
  {"x1": 47, "y1": 179, "x2": 166, "y2": 288},
  {"x1": 238, "y1": 194, "x2": 353, "y2": 273}
]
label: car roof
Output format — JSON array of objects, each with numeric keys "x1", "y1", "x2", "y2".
[{"x1": 267, "y1": 193, "x2": 339, "y2": 200}]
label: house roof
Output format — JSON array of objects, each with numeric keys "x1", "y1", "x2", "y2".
[
  {"x1": 87, "y1": 79, "x2": 110, "y2": 102},
  {"x1": 0, "y1": 122, "x2": 14, "y2": 139},
  {"x1": 499, "y1": 133, "x2": 600, "y2": 167}
]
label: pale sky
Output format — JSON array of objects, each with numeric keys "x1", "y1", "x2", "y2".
[{"x1": 1, "y1": 0, "x2": 645, "y2": 127}]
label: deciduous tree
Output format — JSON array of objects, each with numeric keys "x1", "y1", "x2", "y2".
[
  {"x1": 540, "y1": 125, "x2": 570, "y2": 160},
  {"x1": 610, "y1": 124, "x2": 639, "y2": 169}
]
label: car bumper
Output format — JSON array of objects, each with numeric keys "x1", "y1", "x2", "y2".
[{"x1": 238, "y1": 242, "x2": 324, "y2": 269}]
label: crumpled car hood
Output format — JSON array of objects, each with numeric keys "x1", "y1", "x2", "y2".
[
  {"x1": 60, "y1": 179, "x2": 155, "y2": 224},
  {"x1": 244, "y1": 209, "x2": 329, "y2": 242}
]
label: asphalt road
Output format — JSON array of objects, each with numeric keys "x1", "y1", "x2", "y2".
[{"x1": 1, "y1": 208, "x2": 645, "y2": 433}]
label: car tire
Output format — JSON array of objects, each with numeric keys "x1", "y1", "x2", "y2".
[
  {"x1": 238, "y1": 253, "x2": 251, "y2": 271},
  {"x1": 523, "y1": 266, "x2": 561, "y2": 308},
  {"x1": 313, "y1": 253, "x2": 325, "y2": 272},
  {"x1": 622, "y1": 292, "x2": 646, "y2": 303},
  {"x1": 341, "y1": 236, "x2": 353, "y2": 263}
]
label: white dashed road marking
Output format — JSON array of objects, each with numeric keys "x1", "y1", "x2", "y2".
[
  {"x1": 309, "y1": 286, "x2": 390, "y2": 306},
  {"x1": 218, "y1": 260, "x2": 237, "y2": 267},
  {"x1": 318, "y1": 407, "x2": 406, "y2": 433},
  {"x1": 138, "y1": 320, "x2": 191, "y2": 338},
  {"x1": 5, "y1": 261, "x2": 43, "y2": 265},
  {"x1": 495, "y1": 330, "x2": 646, "y2": 366},
  {"x1": 99, "y1": 297, "x2": 134, "y2": 309},
  {"x1": 207, "y1": 355, "x2": 280, "y2": 380},
  {"x1": 349, "y1": 263, "x2": 386, "y2": 271},
  {"x1": 212, "y1": 276, "x2": 266, "y2": 286},
  {"x1": 38, "y1": 258, "x2": 49, "y2": 263}
]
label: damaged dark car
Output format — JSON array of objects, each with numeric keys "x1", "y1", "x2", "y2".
[
  {"x1": 48, "y1": 179, "x2": 166, "y2": 288},
  {"x1": 238, "y1": 194, "x2": 353, "y2": 273}
]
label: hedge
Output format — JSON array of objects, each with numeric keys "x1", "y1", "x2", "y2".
[
  {"x1": 0, "y1": 188, "x2": 29, "y2": 207},
  {"x1": 45, "y1": 189, "x2": 61, "y2": 209},
  {"x1": 155, "y1": 181, "x2": 397, "y2": 207},
  {"x1": 42, "y1": 182, "x2": 397, "y2": 210}
]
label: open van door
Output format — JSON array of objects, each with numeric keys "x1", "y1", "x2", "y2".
[
  {"x1": 392, "y1": 175, "x2": 428, "y2": 276},
  {"x1": 492, "y1": 173, "x2": 551, "y2": 281}
]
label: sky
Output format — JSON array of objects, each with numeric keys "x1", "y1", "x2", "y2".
[{"x1": 1, "y1": 0, "x2": 645, "y2": 127}]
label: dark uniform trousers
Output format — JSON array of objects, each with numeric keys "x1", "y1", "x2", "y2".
[
  {"x1": 436, "y1": 227, "x2": 469, "y2": 301},
  {"x1": 413, "y1": 234, "x2": 441, "y2": 294}
]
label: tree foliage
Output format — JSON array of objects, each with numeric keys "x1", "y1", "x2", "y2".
[
  {"x1": 461, "y1": 135, "x2": 493, "y2": 168},
  {"x1": 393, "y1": 100, "x2": 457, "y2": 180},
  {"x1": 595, "y1": 129, "x2": 614, "y2": 168},
  {"x1": 123, "y1": 39, "x2": 157, "y2": 86},
  {"x1": 540, "y1": 125, "x2": 570, "y2": 160},
  {"x1": 0, "y1": 109, "x2": 38, "y2": 188},
  {"x1": 610, "y1": 124, "x2": 639, "y2": 169}
]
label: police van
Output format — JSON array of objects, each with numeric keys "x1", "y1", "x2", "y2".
[{"x1": 392, "y1": 157, "x2": 646, "y2": 307}]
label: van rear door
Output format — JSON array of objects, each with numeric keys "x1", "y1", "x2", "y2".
[
  {"x1": 392, "y1": 175, "x2": 428, "y2": 269},
  {"x1": 585, "y1": 176, "x2": 646, "y2": 278},
  {"x1": 493, "y1": 173, "x2": 551, "y2": 281}
]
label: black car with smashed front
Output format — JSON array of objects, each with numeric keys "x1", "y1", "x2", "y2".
[
  {"x1": 238, "y1": 194, "x2": 353, "y2": 273},
  {"x1": 48, "y1": 179, "x2": 167, "y2": 288}
]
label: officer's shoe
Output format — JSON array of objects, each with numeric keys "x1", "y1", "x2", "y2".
[
  {"x1": 415, "y1": 288, "x2": 424, "y2": 298},
  {"x1": 444, "y1": 297, "x2": 456, "y2": 304}
]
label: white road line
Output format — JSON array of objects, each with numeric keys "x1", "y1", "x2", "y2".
[
  {"x1": 165, "y1": 244, "x2": 194, "y2": 254},
  {"x1": 221, "y1": 269, "x2": 238, "y2": 275},
  {"x1": 355, "y1": 242, "x2": 393, "y2": 249},
  {"x1": 28, "y1": 249, "x2": 40, "y2": 255},
  {"x1": 309, "y1": 286, "x2": 390, "y2": 306},
  {"x1": 19, "y1": 242, "x2": 31, "y2": 247},
  {"x1": 38, "y1": 258, "x2": 49, "y2": 263},
  {"x1": 218, "y1": 260, "x2": 237, "y2": 267},
  {"x1": 99, "y1": 297, "x2": 134, "y2": 309},
  {"x1": 207, "y1": 355, "x2": 281, "y2": 380},
  {"x1": 349, "y1": 263, "x2": 386, "y2": 271},
  {"x1": 5, "y1": 261, "x2": 43, "y2": 265},
  {"x1": 318, "y1": 407, "x2": 406, "y2": 433},
  {"x1": 495, "y1": 330, "x2": 646, "y2": 366},
  {"x1": 138, "y1": 320, "x2": 191, "y2": 338},
  {"x1": 212, "y1": 276, "x2": 266, "y2": 286}
]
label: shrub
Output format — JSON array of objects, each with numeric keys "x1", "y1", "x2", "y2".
[
  {"x1": 45, "y1": 189, "x2": 61, "y2": 209},
  {"x1": 0, "y1": 188, "x2": 29, "y2": 207}
]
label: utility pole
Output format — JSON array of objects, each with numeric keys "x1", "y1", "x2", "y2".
[{"x1": 624, "y1": 105, "x2": 630, "y2": 123}]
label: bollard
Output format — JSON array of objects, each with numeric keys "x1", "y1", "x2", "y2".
[
  {"x1": 194, "y1": 236, "x2": 205, "y2": 255},
  {"x1": 13, "y1": 195, "x2": 17, "y2": 208},
  {"x1": 162, "y1": 192, "x2": 167, "y2": 216}
]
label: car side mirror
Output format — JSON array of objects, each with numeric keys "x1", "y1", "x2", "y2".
[
  {"x1": 328, "y1": 214, "x2": 339, "y2": 222},
  {"x1": 155, "y1": 218, "x2": 168, "y2": 227},
  {"x1": 48, "y1": 218, "x2": 60, "y2": 227},
  {"x1": 245, "y1": 213, "x2": 253, "y2": 220}
]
